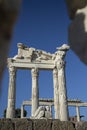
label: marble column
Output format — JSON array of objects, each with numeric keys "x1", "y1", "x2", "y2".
[
  {"x1": 21, "y1": 105, "x2": 24, "y2": 118},
  {"x1": 31, "y1": 68, "x2": 39, "y2": 116},
  {"x1": 53, "y1": 68, "x2": 59, "y2": 119},
  {"x1": 57, "y1": 60, "x2": 69, "y2": 121},
  {"x1": 54, "y1": 44, "x2": 69, "y2": 121},
  {"x1": 6, "y1": 66, "x2": 16, "y2": 118},
  {"x1": 76, "y1": 106, "x2": 80, "y2": 122}
]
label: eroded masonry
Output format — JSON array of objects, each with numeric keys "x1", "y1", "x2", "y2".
[{"x1": 6, "y1": 43, "x2": 70, "y2": 121}]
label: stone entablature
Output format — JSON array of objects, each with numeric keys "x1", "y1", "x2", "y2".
[
  {"x1": 8, "y1": 43, "x2": 70, "y2": 67},
  {"x1": 7, "y1": 43, "x2": 70, "y2": 70},
  {"x1": 6, "y1": 43, "x2": 70, "y2": 121},
  {"x1": 14, "y1": 43, "x2": 53, "y2": 62}
]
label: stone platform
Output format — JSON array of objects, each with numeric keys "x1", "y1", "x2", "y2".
[{"x1": 0, "y1": 119, "x2": 87, "y2": 130}]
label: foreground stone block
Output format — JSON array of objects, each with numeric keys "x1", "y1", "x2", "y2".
[
  {"x1": 33, "y1": 119, "x2": 52, "y2": 130},
  {"x1": 13, "y1": 119, "x2": 32, "y2": 130},
  {"x1": 75, "y1": 122, "x2": 87, "y2": 130},
  {"x1": 65, "y1": 0, "x2": 87, "y2": 64},
  {"x1": 2, "y1": 119, "x2": 87, "y2": 130},
  {"x1": 52, "y1": 120, "x2": 75, "y2": 130},
  {"x1": 65, "y1": 0, "x2": 87, "y2": 19},
  {"x1": 0, "y1": 119, "x2": 14, "y2": 130},
  {"x1": 0, "y1": 0, "x2": 21, "y2": 84}
]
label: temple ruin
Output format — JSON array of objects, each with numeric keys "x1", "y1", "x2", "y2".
[
  {"x1": 6, "y1": 43, "x2": 70, "y2": 121},
  {"x1": 21, "y1": 98, "x2": 87, "y2": 121},
  {"x1": 4, "y1": 0, "x2": 87, "y2": 123}
]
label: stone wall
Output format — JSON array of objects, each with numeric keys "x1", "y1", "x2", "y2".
[{"x1": 0, "y1": 119, "x2": 87, "y2": 130}]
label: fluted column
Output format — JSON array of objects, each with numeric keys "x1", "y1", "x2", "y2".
[
  {"x1": 31, "y1": 68, "x2": 39, "y2": 116},
  {"x1": 53, "y1": 68, "x2": 59, "y2": 119},
  {"x1": 76, "y1": 106, "x2": 80, "y2": 122},
  {"x1": 6, "y1": 66, "x2": 16, "y2": 118}
]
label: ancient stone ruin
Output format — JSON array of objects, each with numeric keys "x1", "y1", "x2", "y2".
[
  {"x1": 6, "y1": 43, "x2": 70, "y2": 121},
  {"x1": 6, "y1": 43, "x2": 87, "y2": 122},
  {"x1": 21, "y1": 98, "x2": 87, "y2": 121},
  {"x1": 65, "y1": 0, "x2": 87, "y2": 64}
]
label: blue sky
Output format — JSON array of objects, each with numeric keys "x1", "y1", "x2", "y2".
[{"x1": 1, "y1": 0, "x2": 87, "y2": 119}]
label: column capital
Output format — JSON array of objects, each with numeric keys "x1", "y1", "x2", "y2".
[
  {"x1": 9, "y1": 66, "x2": 16, "y2": 72},
  {"x1": 31, "y1": 68, "x2": 39, "y2": 77},
  {"x1": 54, "y1": 51, "x2": 65, "y2": 66},
  {"x1": 54, "y1": 44, "x2": 69, "y2": 59},
  {"x1": 54, "y1": 45, "x2": 69, "y2": 70},
  {"x1": 7, "y1": 58, "x2": 13, "y2": 67},
  {"x1": 8, "y1": 66, "x2": 16, "y2": 77},
  {"x1": 55, "y1": 51, "x2": 66, "y2": 62}
]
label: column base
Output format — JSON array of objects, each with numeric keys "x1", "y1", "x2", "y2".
[{"x1": 6, "y1": 108, "x2": 15, "y2": 118}]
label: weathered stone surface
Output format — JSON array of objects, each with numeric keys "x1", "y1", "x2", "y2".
[
  {"x1": 17, "y1": 43, "x2": 53, "y2": 61},
  {"x1": 75, "y1": 122, "x2": 87, "y2": 130},
  {"x1": 13, "y1": 119, "x2": 32, "y2": 130},
  {"x1": 33, "y1": 119, "x2": 52, "y2": 130},
  {"x1": 65, "y1": 0, "x2": 87, "y2": 65},
  {"x1": 6, "y1": 66, "x2": 16, "y2": 118},
  {"x1": 0, "y1": 119, "x2": 14, "y2": 130},
  {"x1": 1, "y1": 119, "x2": 87, "y2": 130},
  {"x1": 0, "y1": 0, "x2": 21, "y2": 84},
  {"x1": 65, "y1": 0, "x2": 87, "y2": 19},
  {"x1": 52, "y1": 120, "x2": 75, "y2": 130},
  {"x1": 31, "y1": 68, "x2": 39, "y2": 116},
  {"x1": 68, "y1": 6, "x2": 87, "y2": 64},
  {"x1": 31, "y1": 106, "x2": 52, "y2": 119},
  {"x1": 55, "y1": 45, "x2": 69, "y2": 121},
  {"x1": 7, "y1": 44, "x2": 69, "y2": 121}
]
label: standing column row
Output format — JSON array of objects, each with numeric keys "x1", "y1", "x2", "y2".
[
  {"x1": 31, "y1": 68, "x2": 39, "y2": 116},
  {"x1": 6, "y1": 66, "x2": 16, "y2": 118}
]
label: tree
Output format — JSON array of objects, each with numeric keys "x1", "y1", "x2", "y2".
[{"x1": 3, "y1": 108, "x2": 27, "y2": 118}]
